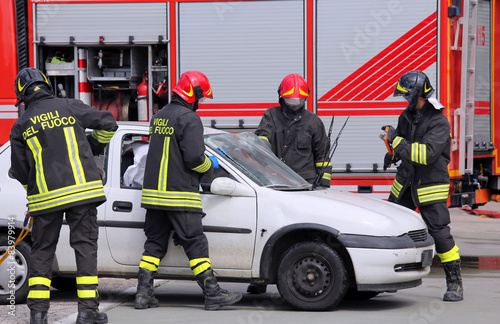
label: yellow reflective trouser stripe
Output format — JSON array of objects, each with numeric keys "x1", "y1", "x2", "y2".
[
  {"x1": 64, "y1": 127, "x2": 86, "y2": 185},
  {"x1": 76, "y1": 276, "x2": 98, "y2": 285},
  {"x1": 417, "y1": 184, "x2": 449, "y2": 203},
  {"x1": 139, "y1": 255, "x2": 160, "y2": 271},
  {"x1": 78, "y1": 289, "x2": 97, "y2": 298},
  {"x1": 192, "y1": 155, "x2": 211, "y2": 173},
  {"x1": 27, "y1": 136, "x2": 48, "y2": 194},
  {"x1": 391, "y1": 179, "x2": 403, "y2": 198},
  {"x1": 438, "y1": 245, "x2": 460, "y2": 263},
  {"x1": 92, "y1": 129, "x2": 115, "y2": 144},
  {"x1": 29, "y1": 277, "x2": 51, "y2": 287},
  {"x1": 158, "y1": 137, "x2": 170, "y2": 191},
  {"x1": 190, "y1": 258, "x2": 212, "y2": 276},
  {"x1": 392, "y1": 136, "x2": 403, "y2": 149},
  {"x1": 258, "y1": 136, "x2": 269, "y2": 142},
  {"x1": 411, "y1": 143, "x2": 427, "y2": 165},
  {"x1": 28, "y1": 290, "x2": 50, "y2": 299}
]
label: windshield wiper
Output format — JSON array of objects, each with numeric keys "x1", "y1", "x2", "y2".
[{"x1": 264, "y1": 184, "x2": 313, "y2": 191}]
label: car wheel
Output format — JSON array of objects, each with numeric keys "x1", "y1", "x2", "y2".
[
  {"x1": 51, "y1": 277, "x2": 77, "y2": 291},
  {"x1": 277, "y1": 241, "x2": 348, "y2": 311},
  {"x1": 0, "y1": 234, "x2": 31, "y2": 304},
  {"x1": 344, "y1": 288, "x2": 380, "y2": 300}
]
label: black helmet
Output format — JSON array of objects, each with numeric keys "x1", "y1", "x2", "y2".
[
  {"x1": 14, "y1": 68, "x2": 52, "y2": 106},
  {"x1": 393, "y1": 70, "x2": 434, "y2": 112}
]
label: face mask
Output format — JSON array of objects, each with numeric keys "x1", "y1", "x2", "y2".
[{"x1": 283, "y1": 98, "x2": 306, "y2": 111}]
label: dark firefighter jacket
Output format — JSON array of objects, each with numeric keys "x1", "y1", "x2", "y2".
[
  {"x1": 389, "y1": 101, "x2": 450, "y2": 207},
  {"x1": 9, "y1": 90, "x2": 118, "y2": 216},
  {"x1": 255, "y1": 105, "x2": 330, "y2": 184},
  {"x1": 141, "y1": 97, "x2": 214, "y2": 212}
]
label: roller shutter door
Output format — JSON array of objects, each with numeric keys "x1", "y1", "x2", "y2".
[
  {"x1": 178, "y1": 1, "x2": 304, "y2": 105},
  {"x1": 35, "y1": 3, "x2": 167, "y2": 44},
  {"x1": 316, "y1": 0, "x2": 437, "y2": 171}
]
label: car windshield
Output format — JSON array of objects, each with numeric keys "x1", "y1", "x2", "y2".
[{"x1": 205, "y1": 132, "x2": 312, "y2": 190}]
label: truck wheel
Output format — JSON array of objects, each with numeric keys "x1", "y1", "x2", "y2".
[
  {"x1": 0, "y1": 234, "x2": 31, "y2": 304},
  {"x1": 277, "y1": 241, "x2": 348, "y2": 311}
]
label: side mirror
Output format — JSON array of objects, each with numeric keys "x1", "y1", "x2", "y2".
[{"x1": 210, "y1": 177, "x2": 255, "y2": 197}]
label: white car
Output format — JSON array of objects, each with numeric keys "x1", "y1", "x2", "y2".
[{"x1": 0, "y1": 122, "x2": 434, "y2": 311}]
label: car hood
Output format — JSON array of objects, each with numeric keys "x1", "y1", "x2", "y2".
[{"x1": 259, "y1": 188, "x2": 427, "y2": 237}]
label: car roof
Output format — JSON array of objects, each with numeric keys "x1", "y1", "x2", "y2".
[{"x1": 116, "y1": 121, "x2": 227, "y2": 135}]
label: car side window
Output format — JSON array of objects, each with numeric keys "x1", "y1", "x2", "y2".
[{"x1": 121, "y1": 134, "x2": 150, "y2": 189}]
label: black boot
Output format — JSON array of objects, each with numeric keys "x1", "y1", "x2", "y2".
[
  {"x1": 196, "y1": 269, "x2": 242, "y2": 310},
  {"x1": 30, "y1": 311, "x2": 48, "y2": 324},
  {"x1": 442, "y1": 259, "x2": 464, "y2": 301},
  {"x1": 76, "y1": 310, "x2": 108, "y2": 324},
  {"x1": 134, "y1": 268, "x2": 160, "y2": 309}
]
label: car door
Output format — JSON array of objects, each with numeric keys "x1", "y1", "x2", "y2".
[{"x1": 104, "y1": 128, "x2": 257, "y2": 274}]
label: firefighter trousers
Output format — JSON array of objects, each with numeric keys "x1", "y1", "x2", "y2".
[
  {"x1": 27, "y1": 203, "x2": 100, "y2": 313},
  {"x1": 396, "y1": 189, "x2": 456, "y2": 254},
  {"x1": 140, "y1": 209, "x2": 210, "y2": 273}
]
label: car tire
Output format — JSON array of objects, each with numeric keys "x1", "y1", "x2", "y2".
[
  {"x1": 277, "y1": 241, "x2": 348, "y2": 311},
  {"x1": 51, "y1": 277, "x2": 77, "y2": 291},
  {"x1": 0, "y1": 234, "x2": 31, "y2": 304}
]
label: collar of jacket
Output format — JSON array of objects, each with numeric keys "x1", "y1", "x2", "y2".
[
  {"x1": 171, "y1": 93, "x2": 192, "y2": 109},
  {"x1": 402, "y1": 100, "x2": 433, "y2": 124},
  {"x1": 23, "y1": 90, "x2": 54, "y2": 109},
  {"x1": 279, "y1": 102, "x2": 305, "y2": 120}
]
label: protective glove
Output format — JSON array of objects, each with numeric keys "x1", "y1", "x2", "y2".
[
  {"x1": 208, "y1": 155, "x2": 219, "y2": 169},
  {"x1": 381, "y1": 125, "x2": 397, "y2": 144},
  {"x1": 315, "y1": 165, "x2": 332, "y2": 188},
  {"x1": 383, "y1": 152, "x2": 393, "y2": 171}
]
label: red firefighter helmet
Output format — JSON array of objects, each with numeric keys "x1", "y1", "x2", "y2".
[
  {"x1": 172, "y1": 71, "x2": 213, "y2": 104},
  {"x1": 278, "y1": 74, "x2": 309, "y2": 110}
]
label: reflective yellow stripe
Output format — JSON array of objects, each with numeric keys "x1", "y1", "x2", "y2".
[
  {"x1": 158, "y1": 137, "x2": 170, "y2": 191},
  {"x1": 76, "y1": 276, "x2": 98, "y2": 285},
  {"x1": 391, "y1": 179, "x2": 403, "y2": 198},
  {"x1": 411, "y1": 143, "x2": 428, "y2": 165},
  {"x1": 141, "y1": 189, "x2": 202, "y2": 210},
  {"x1": 140, "y1": 261, "x2": 158, "y2": 272},
  {"x1": 27, "y1": 136, "x2": 48, "y2": 193},
  {"x1": 322, "y1": 173, "x2": 331, "y2": 180},
  {"x1": 64, "y1": 127, "x2": 86, "y2": 185},
  {"x1": 77, "y1": 289, "x2": 97, "y2": 298},
  {"x1": 92, "y1": 129, "x2": 115, "y2": 144},
  {"x1": 140, "y1": 255, "x2": 160, "y2": 272},
  {"x1": 27, "y1": 182, "x2": 105, "y2": 212},
  {"x1": 315, "y1": 162, "x2": 331, "y2": 167},
  {"x1": 392, "y1": 136, "x2": 403, "y2": 149},
  {"x1": 258, "y1": 136, "x2": 269, "y2": 142},
  {"x1": 192, "y1": 155, "x2": 211, "y2": 173},
  {"x1": 190, "y1": 258, "x2": 212, "y2": 276},
  {"x1": 28, "y1": 290, "x2": 50, "y2": 299},
  {"x1": 282, "y1": 87, "x2": 295, "y2": 96},
  {"x1": 142, "y1": 255, "x2": 160, "y2": 266},
  {"x1": 438, "y1": 245, "x2": 460, "y2": 263},
  {"x1": 417, "y1": 184, "x2": 449, "y2": 203},
  {"x1": 29, "y1": 277, "x2": 51, "y2": 287}
]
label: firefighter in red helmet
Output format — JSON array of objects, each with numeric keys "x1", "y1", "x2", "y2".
[
  {"x1": 251, "y1": 74, "x2": 331, "y2": 294},
  {"x1": 382, "y1": 70, "x2": 463, "y2": 302},
  {"x1": 135, "y1": 71, "x2": 242, "y2": 310},
  {"x1": 10, "y1": 68, "x2": 118, "y2": 324},
  {"x1": 256, "y1": 74, "x2": 331, "y2": 186}
]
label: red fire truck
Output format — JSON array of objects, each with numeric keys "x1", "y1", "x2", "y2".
[{"x1": 1, "y1": 0, "x2": 499, "y2": 207}]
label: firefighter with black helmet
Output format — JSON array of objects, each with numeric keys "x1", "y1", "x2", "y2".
[
  {"x1": 10, "y1": 68, "x2": 118, "y2": 324},
  {"x1": 381, "y1": 70, "x2": 463, "y2": 302},
  {"x1": 134, "y1": 71, "x2": 242, "y2": 310}
]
